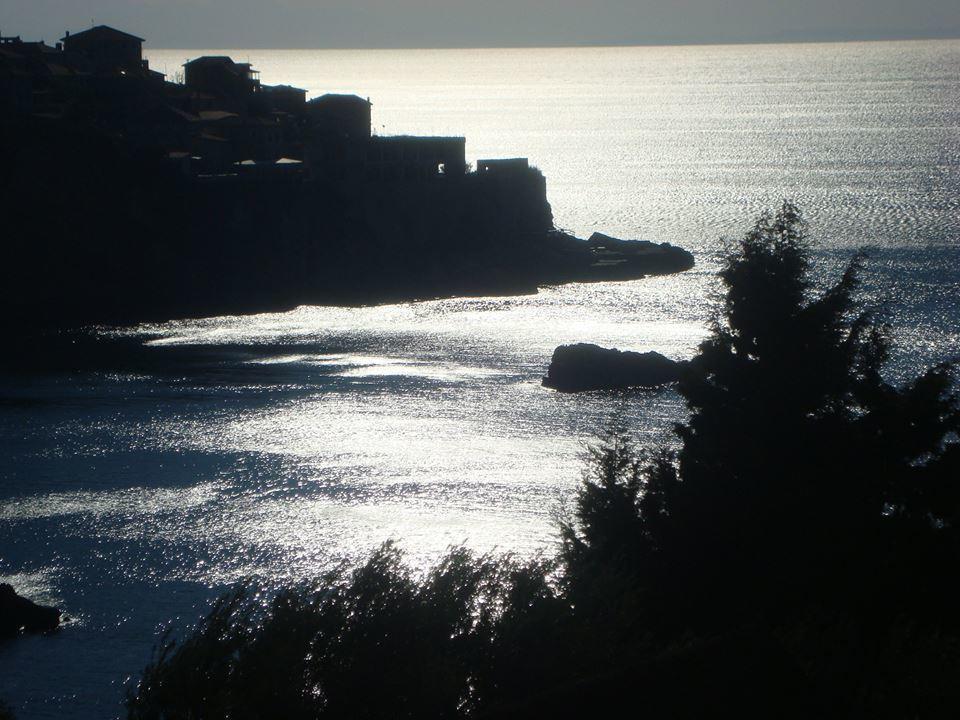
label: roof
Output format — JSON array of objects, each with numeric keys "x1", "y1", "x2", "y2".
[
  {"x1": 45, "y1": 63, "x2": 76, "y2": 77},
  {"x1": 62, "y1": 25, "x2": 145, "y2": 43},
  {"x1": 183, "y1": 56, "x2": 257, "y2": 77},
  {"x1": 373, "y1": 135, "x2": 465, "y2": 143},
  {"x1": 236, "y1": 158, "x2": 303, "y2": 166},
  {"x1": 183, "y1": 55, "x2": 235, "y2": 67},
  {"x1": 161, "y1": 106, "x2": 199, "y2": 122},
  {"x1": 263, "y1": 84, "x2": 306, "y2": 93},
  {"x1": 15, "y1": 41, "x2": 61, "y2": 55},
  {"x1": 478, "y1": 157, "x2": 529, "y2": 165},
  {"x1": 198, "y1": 110, "x2": 240, "y2": 122},
  {"x1": 0, "y1": 41, "x2": 62, "y2": 60},
  {"x1": 308, "y1": 93, "x2": 371, "y2": 106}
]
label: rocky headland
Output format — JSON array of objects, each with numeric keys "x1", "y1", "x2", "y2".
[
  {"x1": 0, "y1": 584, "x2": 61, "y2": 639},
  {"x1": 0, "y1": 29, "x2": 693, "y2": 330},
  {"x1": 2, "y1": 118, "x2": 693, "y2": 329}
]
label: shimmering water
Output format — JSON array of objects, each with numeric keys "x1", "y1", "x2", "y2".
[{"x1": 2, "y1": 41, "x2": 959, "y2": 719}]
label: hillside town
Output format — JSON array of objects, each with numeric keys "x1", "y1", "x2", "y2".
[
  {"x1": 0, "y1": 24, "x2": 531, "y2": 181},
  {"x1": 1, "y1": 23, "x2": 692, "y2": 330}
]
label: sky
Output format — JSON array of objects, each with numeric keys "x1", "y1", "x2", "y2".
[{"x1": 3, "y1": 0, "x2": 959, "y2": 48}]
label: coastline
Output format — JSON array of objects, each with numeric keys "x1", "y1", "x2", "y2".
[
  {"x1": 2, "y1": 34, "x2": 960, "y2": 719},
  {"x1": 2, "y1": 115, "x2": 692, "y2": 332}
]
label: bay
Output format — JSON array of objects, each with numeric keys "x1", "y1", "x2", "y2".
[{"x1": 1, "y1": 40, "x2": 959, "y2": 719}]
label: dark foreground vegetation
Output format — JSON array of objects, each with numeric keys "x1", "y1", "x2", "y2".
[{"x1": 127, "y1": 204, "x2": 959, "y2": 719}]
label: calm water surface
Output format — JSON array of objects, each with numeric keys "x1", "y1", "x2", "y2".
[{"x1": 2, "y1": 41, "x2": 959, "y2": 719}]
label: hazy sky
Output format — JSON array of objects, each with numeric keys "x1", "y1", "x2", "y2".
[{"x1": 4, "y1": 0, "x2": 959, "y2": 48}]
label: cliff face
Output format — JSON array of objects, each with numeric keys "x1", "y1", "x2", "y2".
[
  {"x1": 194, "y1": 166, "x2": 556, "y2": 301},
  {"x1": 1, "y1": 117, "x2": 690, "y2": 329},
  {"x1": 148, "y1": 164, "x2": 558, "y2": 318}
]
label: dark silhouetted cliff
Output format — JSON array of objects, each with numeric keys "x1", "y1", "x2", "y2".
[{"x1": 1, "y1": 115, "x2": 691, "y2": 329}]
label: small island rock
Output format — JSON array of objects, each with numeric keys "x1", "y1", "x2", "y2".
[
  {"x1": 543, "y1": 343, "x2": 682, "y2": 393},
  {"x1": 0, "y1": 584, "x2": 61, "y2": 638}
]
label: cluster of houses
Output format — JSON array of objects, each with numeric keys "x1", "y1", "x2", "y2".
[{"x1": 0, "y1": 24, "x2": 530, "y2": 182}]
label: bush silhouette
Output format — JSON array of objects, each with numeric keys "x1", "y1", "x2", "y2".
[
  {"x1": 128, "y1": 544, "x2": 569, "y2": 719},
  {"x1": 128, "y1": 204, "x2": 960, "y2": 718},
  {"x1": 559, "y1": 202, "x2": 960, "y2": 714}
]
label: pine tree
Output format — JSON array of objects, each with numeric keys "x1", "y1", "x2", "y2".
[{"x1": 564, "y1": 202, "x2": 960, "y2": 626}]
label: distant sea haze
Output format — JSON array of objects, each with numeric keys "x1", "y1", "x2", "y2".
[
  {"x1": 24, "y1": 0, "x2": 960, "y2": 49},
  {"x1": 1, "y1": 40, "x2": 958, "y2": 719}
]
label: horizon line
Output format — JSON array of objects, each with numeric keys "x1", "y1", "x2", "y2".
[{"x1": 144, "y1": 34, "x2": 960, "y2": 52}]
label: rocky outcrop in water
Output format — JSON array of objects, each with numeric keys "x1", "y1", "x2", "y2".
[
  {"x1": 543, "y1": 343, "x2": 683, "y2": 392},
  {"x1": 0, "y1": 584, "x2": 61, "y2": 638},
  {"x1": 579, "y1": 232, "x2": 695, "y2": 280}
]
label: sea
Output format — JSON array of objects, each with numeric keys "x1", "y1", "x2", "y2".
[{"x1": 1, "y1": 40, "x2": 958, "y2": 719}]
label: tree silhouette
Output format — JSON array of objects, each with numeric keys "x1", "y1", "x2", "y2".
[
  {"x1": 670, "y1": 204, "x2": 956, "y2": 614},
  {"x1": 561, "y1": 202, "x2": 960, "y2": 715}
]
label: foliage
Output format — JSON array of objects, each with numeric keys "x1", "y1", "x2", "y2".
[
  {"x1": 558, "y1": 202, "x2": 960, "y2": 713},
  {"x1": 128, "y1": 203, "x2": 960, "y2": 718},
  {"x1": 674, "y1": 204, "x2": 957, "y2": 614},
  {"x1": 127, "y1": 544, "x2": 566, "y2": 719}
]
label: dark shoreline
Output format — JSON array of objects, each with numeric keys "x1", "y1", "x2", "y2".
[{"x1": 3, "y1": 117, "x2": 692, "y2": 333}]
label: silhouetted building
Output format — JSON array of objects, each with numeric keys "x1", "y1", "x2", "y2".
[
  {"x1": 261, "y1": 84, "x2": 307, "y2": 115},
  {"x1": 184, "y1": 57, "x2": 260, "y2": 102},
  {"x1": 307, "y1": 94, "x2": 371, "y2": 140},
  {"x1": 2, "y1": 24, "x2": 532, "y2": 190},
  {"x1": 61, "y1": 25, "x2": 145, "y2": 75},
  {"x1": 189, "y1": 109, "x2": 284, "y2": 166},
  {"x1": 0, "y1": 34, "x2": 92, "y2": 114},
  {"x1": 233, "y1": 157, "x2": 304, "y2": 180},
  {"x1": 0, "y1": 44, "x2": 33, "y2": 112},
  {"x1": 366, "y1": 136, "x2": 467, "y2": 181},
  {"x1": 478, "y1": 158, "x2": 529, "y2": 175}
]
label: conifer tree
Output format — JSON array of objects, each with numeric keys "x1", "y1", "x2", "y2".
[{"x1": 565, "y1": 202, "x2": 960, "y2": 625}]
